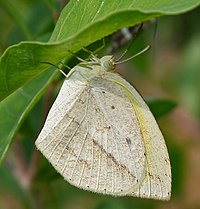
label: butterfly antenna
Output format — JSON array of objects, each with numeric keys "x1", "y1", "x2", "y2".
[
  {"x1": 115, "y1": 45, "x2": 151, "y2": 65},
  {"x1": 116, "y1": 23, "x2": 143, "y2": 62}
]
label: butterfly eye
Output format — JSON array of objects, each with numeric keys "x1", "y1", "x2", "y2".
[{"x1": 102, "y1": 60, "x2": 114, "y2": 71}]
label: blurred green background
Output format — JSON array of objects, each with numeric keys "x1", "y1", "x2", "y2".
[{"x1": 0, "y1": 0, "x2": 200, "y2": 209}]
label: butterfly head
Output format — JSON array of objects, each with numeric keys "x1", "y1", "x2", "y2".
[{"x1": 100, "y1": 55, "x2": 115, "y2": 71}]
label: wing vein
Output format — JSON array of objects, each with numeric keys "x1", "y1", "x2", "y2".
[{"x1": 57, "y1": 89, "x2": 91, "y2": 167}]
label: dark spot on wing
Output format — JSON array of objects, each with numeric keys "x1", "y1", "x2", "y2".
[
  {"x1": 78, "y1": 98, "x2": 85, "y2": 104},
  {"x1": 148, "y1": 172, "x2": 153, "y2": 177},
  {"x1": 104, "y1": 126, "x2": 111, "y2": 129},
  {"x1": 125, "y1": 137, "x2": 131, "y2": 146},
  {"x1": 95, "y1": 107, "x2": 100, "y2": 112},
  {"x1": 165, "y1": 158, "x2": 169, "y2": 163},
  {"x1": 111, "y1": 105, "x2": 115, "y2": 109}
]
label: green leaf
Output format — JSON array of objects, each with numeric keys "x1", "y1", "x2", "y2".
[
  {"x1": 95, "y1": 201, "x2": 126, "y2": 209},
  {"x1": 147, "y1": 99, "x2": 177, "y2": 118},
  {"x1": 0, "y1": 69, "x2": 56, "y2": 162},
  {"x1": 0, "y1": 0, "x2": 199, "y2": 162},
  {"x1": 1, "y1": 0, "x2": 200, "y2": 101},
  {"x1": 0, "y1": 0, "x2": 32, "y2": 40}
]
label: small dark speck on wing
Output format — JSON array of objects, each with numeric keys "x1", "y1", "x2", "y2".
[{"x1": 125, "y1": 137, "x2": 131, "y2": 146}]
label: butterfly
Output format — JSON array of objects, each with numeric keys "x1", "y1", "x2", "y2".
[{"x1": 35, "y1": 50, "x2": 171, "y2": 200}]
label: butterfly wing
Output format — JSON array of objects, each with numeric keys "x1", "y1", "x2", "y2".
[
  {"x1": 36, "y1": 68, "x2": 171, "y2": 200},
  {"x1": 36, "y1": 74, "x2": 148, "y2": 196},
  {"x1": 102, "y1": 72, "x2": 171, "y2": 200}
]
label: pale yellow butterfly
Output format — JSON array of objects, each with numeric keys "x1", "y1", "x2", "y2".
[{"x1": 35, "y1": 47, "x2": 171, "y2": 200}]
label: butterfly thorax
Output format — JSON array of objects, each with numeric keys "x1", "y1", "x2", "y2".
[{"x1": 68, "y1": 55, "x2": 116, "y2": 83}]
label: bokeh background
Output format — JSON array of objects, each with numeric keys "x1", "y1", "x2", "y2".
[{"x1": 0, "y1": 1, "x2": 200, "y2": 209}]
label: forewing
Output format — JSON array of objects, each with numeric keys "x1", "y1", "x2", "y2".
[
  {"x1": 36, "y1": 75, "x2": 147, "y2": 196},
  {"x1": 102, "y1": 72, "x2": 171, "y2": 200}
]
